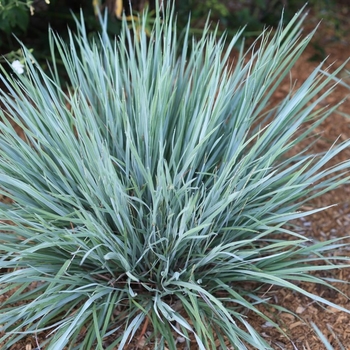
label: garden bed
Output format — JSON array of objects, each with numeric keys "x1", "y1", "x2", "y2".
[{"x1": 1, "y1": 10, "x2": 350, "y2": 350}]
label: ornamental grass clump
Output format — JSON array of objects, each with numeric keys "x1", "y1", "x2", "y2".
[{"x1": 1, "y1": 5, "x2": 350, "y2": 350}]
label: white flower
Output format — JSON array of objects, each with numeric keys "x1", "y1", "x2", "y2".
[{"x1": 11, "y1": 60, "x2": 25, "y2": 74}]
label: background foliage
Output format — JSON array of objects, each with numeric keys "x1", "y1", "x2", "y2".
[
  {"x1": 0, "y1": 0, "x2": 33, "y2": 47},
  {"x1": 0, "y1": 0, "x2": 348, "y2": 62}
]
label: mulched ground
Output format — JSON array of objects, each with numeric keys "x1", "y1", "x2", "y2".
[
  {"x1": 1, "y1": 10, "x2": 350, "y2": 350},
  {"x1": 239, "y1": 13, "x2": 350, "y2": 349}
]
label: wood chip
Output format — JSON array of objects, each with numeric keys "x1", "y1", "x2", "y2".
[{"x1": 296, "y1": 306, "x2": 306, "y2": 314}]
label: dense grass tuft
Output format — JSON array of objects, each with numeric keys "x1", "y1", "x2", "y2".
[{"x1": 1, "y1": 5, "x2": 350, "y2": 350}]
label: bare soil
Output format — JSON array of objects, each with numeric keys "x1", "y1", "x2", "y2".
[{"x1": 1, "y1": 12, "x2": 350, "y2": 350}]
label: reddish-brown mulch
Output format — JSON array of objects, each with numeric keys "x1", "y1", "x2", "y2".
[{"x1": 239, "y1": 15, "x2": 350, "y2": 349}]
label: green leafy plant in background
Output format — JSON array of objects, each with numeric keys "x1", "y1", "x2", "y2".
[
  {"x1": 176, "y1": 0, "x2": 348, "y2": 38},
  {"x1": 1, "y1": 4, "x2": 350, "y2": 349},
  {"x1": 0, "y1": 0, "x2": 149, "y2": 73},
  {"x1": 0, "y1": 0, "x2": 33, "y2": 46}
]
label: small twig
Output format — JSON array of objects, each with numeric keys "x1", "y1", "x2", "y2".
[
  {"x1": 137, "y1": 313, "x2": 150, "y2": 345},
  {"x1": 261, "y1": 284, "x2": 275, "y2": 299}
]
